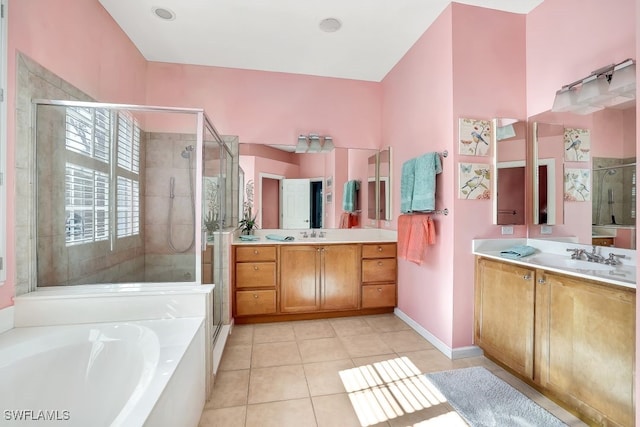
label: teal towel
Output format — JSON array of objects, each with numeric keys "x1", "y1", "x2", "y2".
[
  {"x1": 266, "y1": 234, "x2": 295, "y2": 241},
  {"x1": 342, "y1": 180, "x2": 359, "y2": 212},
  {"x1": 400, "y1": 158, "x2": 416, "y2": 213},
  {"x1": 239, "y1": 235, "x2": 259, "y2": 241},
  {"x1": 500, "y1": 245, "x2": 536, "y2": 259},
  {"x1": 411, "y1": 152, "x2": 442, "y2": 212}
]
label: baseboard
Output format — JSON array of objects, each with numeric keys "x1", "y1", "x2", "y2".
[
  {"x1": 0, "y1": 305, "x2": 14, "y2": 334},
  {"x1": 394, "y1": 308, "x2": 483, "y2": 360}
]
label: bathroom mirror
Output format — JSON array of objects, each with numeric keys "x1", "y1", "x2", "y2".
[
  {"x1": 492, "y1": 118, "x2": 526, "y2": 225},
  {"x1": 367, "y1": 152, "x2": 378, "y2": 221},
  {"x1": 378, "y1": 147, "x2": 392, "y2": 222},
  {"x1": 529, "y1": 105, "x2": 636, "y2": 248},
  {"x1": 530, "y1": 117, "x2": 565, "y2": 226},
  {"x1": 239, "y1": 144, "x2": 379, "y2": 228}
]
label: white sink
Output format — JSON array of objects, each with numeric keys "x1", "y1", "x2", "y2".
[{"x1": 527, "y1": 255, "x2": 614, "y2": 271}]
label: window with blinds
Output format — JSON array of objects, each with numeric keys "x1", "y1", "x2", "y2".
[
  {"x1": 65, "y1": 107, "x2": 110, "y2": 163},
  {"x1": 65, "y1": 163, "x2": 109, "y2": 244},
  {"x1": 64, "y1": 107, "x2": 141, "y2": 245}
]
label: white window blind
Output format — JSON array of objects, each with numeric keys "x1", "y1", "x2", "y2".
[
  {"x1": 65, "y1": 107, "x2": 110, "y2": 163},
  {"x1": 117, "y1": 176, "x2": 139, "y2": 238},
  {"x1": 65, "y1": 163, "x2": 109, "y2": 244},
  {"x1": 117, "y1": 112, "x2": 140, "y2": 174}
]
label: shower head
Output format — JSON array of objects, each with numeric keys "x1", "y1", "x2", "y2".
[{"x1": 181, "y1": 145, "x2": 195, "y2": 158}]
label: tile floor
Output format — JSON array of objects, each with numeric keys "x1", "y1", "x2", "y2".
[{"x1": 199, "y1": 314, "x2": 586, "y2": 427}]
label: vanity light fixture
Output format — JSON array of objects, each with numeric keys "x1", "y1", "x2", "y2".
[
  {"x1": 551, "y1": 58, "x2": 635, "y2": 114},
  {"x1": 295, "y1": 133, "x2": 335, "y2": 153}
]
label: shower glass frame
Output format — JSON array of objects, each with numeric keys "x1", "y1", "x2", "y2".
[{"x1": 31, "y1": 99, "x2": 230, "y2": 290}]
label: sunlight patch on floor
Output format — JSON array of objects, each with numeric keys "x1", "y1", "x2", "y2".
[{"x1": 339, "y1": 356, "x2": 461, "y2": 427}]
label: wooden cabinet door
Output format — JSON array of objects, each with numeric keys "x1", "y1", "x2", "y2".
[
  {"x1": 321, "y1": 244, "x2": 360, "y2": 310},
  {"x1": 475, "y1": 258, "x2": 535, "y2": 379},
  {"x1": 536, "y1": 272, "x2": 635, "y2": 426},
  {"x1": 280, "y1": 245, "x2": 320, "y2": 313}
]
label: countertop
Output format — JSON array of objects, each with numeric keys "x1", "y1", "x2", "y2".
[
  {"x1": 473, "y1": 238, "x2": 636, "y2": 289},
  {"x1": 232, "y1": 228, "x2": 397, "y2": 245}
]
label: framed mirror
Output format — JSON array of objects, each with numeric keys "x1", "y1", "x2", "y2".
[
  {"x1": 367, "y1": 152, "x2": 378, "y2": 221},
  {"x1": 492, "y1": 118, "x2": 526, "y2": 225},
  {"x1": 531, "y1": 119, "x2": 565, "y2": 226}
]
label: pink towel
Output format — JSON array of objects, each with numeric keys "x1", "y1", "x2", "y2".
[{"x1": 398, "y1": 214, "x2": 436, "y2": 264}]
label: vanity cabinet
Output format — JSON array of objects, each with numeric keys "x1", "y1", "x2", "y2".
[
  {"x1": 234, "y1": 246, "x2": 277, "y2": 316},
  {"x1": 361, "y1": 243, "x2": 397, "y2": 308},
  {"x1": 232, "y1": 241, "x2": 396, "y2": 321},
  {"x1": 535, "y1": 271, "x2": 635, "y2": 427},
  {"x1": 475, "y1": 257, "x2": 635, "y2": 426},
  {"x1": 280, "y1": 244, "x2": 360, "y2": 313},
  {"x1": 475, "y1": 258, "x2": 535, "y2": 379}
]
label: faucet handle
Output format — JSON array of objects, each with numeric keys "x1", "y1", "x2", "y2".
[
  {"x1": 566, "y1": 248, "x2": 584, "y2": 259},
  {"x1": 605, "y1": 253, "x2": 626, "y2": 265}
]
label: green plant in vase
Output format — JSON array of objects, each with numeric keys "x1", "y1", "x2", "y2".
[{"x1": 239, "y1": 179, "x2": 258, "y2": 235}]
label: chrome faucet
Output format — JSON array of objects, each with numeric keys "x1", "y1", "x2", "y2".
[
  {"x1": 604, "y1": 252, "x2": 626, "y2": 266},
  {"x1": 566, "y1": 248, "x2": 585, "y2": 260},
  {"x1": 583, "y1": 246, "x2": 605, "y2": 263}
]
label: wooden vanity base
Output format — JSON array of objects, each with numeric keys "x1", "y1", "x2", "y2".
[{"x1": 234, "y1": 307, "x2": 394, "y2": 324}]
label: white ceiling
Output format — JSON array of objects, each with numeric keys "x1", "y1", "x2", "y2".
[{"x1": 98, "y1": 0, "x2": 543, "y2": 82}]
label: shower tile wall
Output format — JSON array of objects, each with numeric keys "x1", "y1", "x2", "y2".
[{"x1": 144, "y1": 132, "x2": 196, "y2": 282}]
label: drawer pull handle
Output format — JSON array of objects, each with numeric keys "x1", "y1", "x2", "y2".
[
  {"x1": 523, "y1": 274, "x2": 532, "y2": 280},
  {"x1": 253, "y1": 294, "x2": 259, "y2": 299},
  {"x1": 377, "y1": 261, "x2": 383, "y2": 266},
  {"x1": 377, "y1": 288, "x2": 382, "y2": 292},
  {"x1": 253, "y1": 250, "x2": 259, "y2": 255},
  {"x1": 537, "y1": 278, "x2": 546, "y2": 284},
  {"x1": 254, "y1": 266, "x2": 259, "y2": 271},
  {"x1": 378, "y1": 247, "x2": 383, "y2": 252}
]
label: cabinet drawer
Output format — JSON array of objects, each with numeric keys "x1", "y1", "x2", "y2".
[
  {"x1": 362, "y1": 284, "x2": 396, "y2": 308},
  {"x1": 236, "y1": 262, "x2": 276, "y2": 288},
  {"x1": 236, "y1": 246, "x2": 276, "y2": 262},
  {"x1": 362, "y1": 258, "x2": 397, "y2": 283},
  {"x1": 362, "y1": 243, "x2": 397, "y2": 259},
  {"x1": 592, "y1": 237, "x2": 614, "y2": 246},
  {"x1": 236, "y1": 290, "x2": 276, "y2": 316}
]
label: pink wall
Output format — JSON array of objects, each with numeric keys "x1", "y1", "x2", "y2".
[
  {"x1": 261, "y1": 178, "x2": 280, "y2": 228},
  {"x1": 382, "y1": 5, "x2": 457, "y2": 346},
  {"x1": 1, "y1": 0, "x2": 147, "y2": 308},
  {"x1": 145, "y1": 62, "x2": 382, "y2": 148}
]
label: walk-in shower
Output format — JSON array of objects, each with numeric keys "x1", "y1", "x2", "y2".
[
  {"x1": 593, "y1": 162, "x2": 636, "y2": 226},
  {"x1": 31, "y1": 99, "x2": 234, "y2": 349}
]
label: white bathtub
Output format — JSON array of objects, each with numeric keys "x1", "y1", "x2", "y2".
[{"x1": 0, "y1": 317, "x2": 205, "y2": 427}]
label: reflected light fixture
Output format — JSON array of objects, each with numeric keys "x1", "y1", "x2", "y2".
[
  {"x1": 551, "y1": 58, "x2": 635, "y2": 115},
  {"x1": 295, "y1": 133, "x2": 335, "y2": 153}
]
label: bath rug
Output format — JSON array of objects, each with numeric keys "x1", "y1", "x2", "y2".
[{"x1": 425, "y1": 367, "x2": 566, "y2": 427}]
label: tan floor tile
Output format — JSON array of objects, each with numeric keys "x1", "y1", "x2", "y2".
[
  {"x1": 352, "y1": 353, "x2": 401, "y2": 368},
  {"x1": 248, "y1": 364, "x2": 309, "y2": 404},
  {"x1": 312, "y1": 393, "x2": 372, "y2": 427},
  {"x1": 388, "y1": 407, "x2": 468, "y2": 427},
  {"x1": 227, "y1": 324, "x2": 254, "y2": 346},
  {"x1": 304, "y1": 359, "x2": 354, "y2": 396},
  {"x1": 381, "y1": 330, "x2": 435, "y2": 352},
  {"x1": 253, "y1": 322, "x2": 296, "y2": 343},
  {"x1": 246, "y1": 398, "x2": 317, "y2": 427},
  {"x1": 329, "y1": 317, "x2": 375, "y2": 336},
  {"x1": 364, "y1": 314, "x2": 411, "y2": 332},
  {"x1": 340, "y1": 333, "x2": 394, "y2": 358},
  {"x1": 219, "y1": 344, "x2": 252, "y2": 371},
  {"x1": 397, "y1": 349, "x2": 455, "y2": 374},
  {"x1": 199, "y1": 406, "x2": 246, "y2": 427},
  {"x1": 293, "y1": 320, "x2": 336, "y2": 340},
  {"x1": 252, "y1": 340, "x2": 302, "y2": 368},
  {"x1": 298, "y1": 337, "x2": 350, "y2": 363},
  {"x1": 205, "y1": 369, "x2": 249, "y2": 409}
]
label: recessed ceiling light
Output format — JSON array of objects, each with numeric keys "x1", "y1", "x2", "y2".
[
  {"x1": 152, "y1": 6, "x2": 176, "y2": 21},
  {"x1": 319, "y1": 18, "x2": 342, "y2": 33}
]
